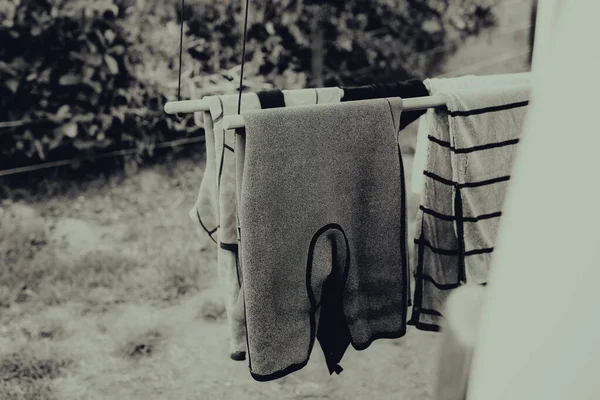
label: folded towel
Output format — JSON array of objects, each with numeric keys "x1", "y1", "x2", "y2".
[
  {"x1": 190, "y1": 110, "x2": 220, "y2": 244},
  {"x1": 190, "y1": 88, "x2": 341, "y2": 357},
  {"x1": 342, "y1": 79, "x2": 429, "y2": 129},
  {"x1": 412, "y1": 73, "x2": 531, "y2": 194},
  {"x1": 237, "y1": 98, "x2": 409, "y2": 381},
  {"x1": 409, "y1": 83, "x2": 531, "y2": 332}
]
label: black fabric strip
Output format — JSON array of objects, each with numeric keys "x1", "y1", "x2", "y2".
[
  {"x1": 224, "y1": 144, "x2": 234, "y2": 152},
  {"x1": 306, "y1": 224, "x2": 351, "y2": 376},
  {"x1": 464, "y1": 211, "x2": 502, "y2": 222},
  {"x1": 460, "y1": 175, "x2": 510, "y2": 188},
  {"x1": 427, "y1": 135, "x2": 452, "y2": 149},
  {"x1": 220, "y1": 242, "x2": 238, "y2": 252},
  {"x1": 448, "y1": 100, "x2": 529, "y2": 117},
  {"x1": 417, "y1": 273, "x2": 489, "y2": 290},
  {"x1": 351, "y1": 330, "x2": 407, "y2": 351},
  {"x1": 414, "y1": 237, "x2": 494, "y2": 257},
  {"x1": 250, "y1": 360, "x2": 310, "y2": 382},
  {"x1": 342, "y1": 79, "x2": 429, "y2": 129},
  {"x1": 420, "y1": 205, "x2": 455, "y2": 221},
  {"x1": 416, "y1": 273, "x2": 463, "y2": 290},
  {"x1": 464, "y1": 247, "x2": 494, "y2": 256},
  {"x1": 233, "y1": 244, "x2": 241, "y2": 288},
  {"x1": 419, "y1": 205, "x2": 502, "y2": 222},
  {"x1": 423, "y1": 170, "x2": 511, "y2": 188},
  {"x1": 413, "y1": 237, "x2": 459, "y2": 256},
  {"x1": 423, "y1": 171, "x2": 455, "y2": 186},
  {"x1": 216, "y1": 97, "x2": 226, "y2": 191},
  {"x1": 407, "y1": 220, "x2": 426, "y2": 326},
  {"x1": 420, "y1": 308, "x2": 443, "y2": 317},
  {"x1": 413, "y1": 321, "x2": 441, "y2": 333},
  {"x1": 427, "y1": 135, "x2": 520, "y2": 154},
  {"x1": 454, "y1": 185, "x2": 467, "y2": 284},
  {"x1": 455, "y1": 138, "x2": 520, "y2": 154},
  {"x1": 196, "y1": 209, "x2": 218, "y2": 244},
  {"x1": 257, "y1": 89, "x2": 286, "y2": 109}
]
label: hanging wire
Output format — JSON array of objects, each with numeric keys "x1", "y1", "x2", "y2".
[
  {"x1": 175, "y1": 0, "x2": 186, "y2": 120},
  {"x1": 237, "y1": 0, "x2": 251, "y2": 115},
  {"x1": 0, "y1": 137, "x2": 205, "y2": 178}
]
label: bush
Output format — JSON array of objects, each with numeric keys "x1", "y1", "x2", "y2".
[
  {"x1": 232, "y1": 0, "x2": 496, "y2": 86},
  {"x1": 0, "y1": 0, "x2": 495, "y2": 173},
  {"x1": 0, "y1": 1, "x2": 180, "y2": 168}
]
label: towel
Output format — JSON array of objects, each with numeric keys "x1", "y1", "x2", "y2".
[
  {"x1": 237, "y1": 98, "x2": 409, "y2": 381},
  {"x1": 191, "y1": 110, "x2": 220, "y2": 244},
  {"x1": 342, "y1": 79, "x2": 429, "y2": 129},
  {"x1": 190, "y1": 88, "x2": 341, "y2": 358},
  {"x1": 409, "y1": 83, "x2": 530, "y2": 332},
  {"x1": 411, "y1": 73, "x2": 531, "y2": 194}
]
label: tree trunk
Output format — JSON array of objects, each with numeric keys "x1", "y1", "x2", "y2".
[{"x1": 310, "y1": 9, "x2": 324, "y2": 88}]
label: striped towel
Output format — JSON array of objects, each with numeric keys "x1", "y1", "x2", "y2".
[
  {"x1": 412, "y1": 73, "x2": 531, "y2": 194},
  {"x1": 237, "y1": 98, "x2": 409, "y2": 381},
  {"x1": 409, "y1": 83, "x2": 531, "y2": 332},
  {"x1": 189, "y1": 88, "x2": 341, "y2": 357}
]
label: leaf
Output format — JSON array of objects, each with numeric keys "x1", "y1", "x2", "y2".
[
  {"x1": 5, "y1": 79, "x2": 19, "y2": 93},
  {"x1": 109, "y1": 45, "x2": 125, "y2": 55},
  {"x1": 82, "y1": 79, "x2": 102, "y2": 94},
  {"x1": 111, "y1": 108, "x2": 125, "y2": 123},
  {"x1": 34, "y1": 140, "x2": 45, "y2": 160},
  {"x1": 56, "y1": 105, "x2": 71, "y2": 121},
  {"x1": 0, "y1": 61, "x2": 16, "y2": 76},
  {"x1": 59, "y1": 74, "x2": 82, "y2": 86},
  {"x1": 49, "y1": 135, "x2": 63, "y2": 150},
  {"x1": 39, "y1": 68, "x2": 52, "y2": 83},
  {"x1": 104, "y1": 29, "x2": 116, "y2": 43},
  {"x1": 104, "y1": 54, "x2": 119, "y2": 75},
  {"x1": 95, "y1": 30, "x2": 107, "y2": 48},
  {"x1": 72, "y1": 113, "x2": 95, "y2": 123},
  {"x1": 83, "y1": 67, "x2": 95, "y2": 80},
  {"x1": 87, "y1": 53, "x2": 103, "y2": 67},
  {"x1": 61, "y1": 122, "x2": 78, "y2": 138},
  {"x1": 73, "y1": 139, "x2": 96, "y2": 150}
]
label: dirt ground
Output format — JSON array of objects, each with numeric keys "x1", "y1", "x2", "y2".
[{"x1": 0, "y1": 123, "x2": 444, "y2": 400}]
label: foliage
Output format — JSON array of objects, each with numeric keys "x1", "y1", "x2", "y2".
[
  {"x1": 0, "y1": 0, "x2": 262, "y2": 170},
  {"x1": 0, "y1": 0, "x2": 496, "y2": 171},
  {"x1": 236, "y1": 0, "x2": 496, "y2": 86}
]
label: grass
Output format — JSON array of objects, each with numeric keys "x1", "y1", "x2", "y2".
[{"x1": 0, "y1": 135, "x2": 443, "y2": 400}]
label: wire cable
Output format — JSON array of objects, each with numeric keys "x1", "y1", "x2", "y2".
[
  {"x1": 237, "y1": 0, "x2": 251, "y2": 115},
  {"x1": 0, "y1": 136, "x2": 205, "y2": 178},
  {"x1": 175, "y1": 0, "x2": 185, "y2": 119}
]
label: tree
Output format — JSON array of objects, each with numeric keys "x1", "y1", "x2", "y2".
[{"x1": 207, "y1": 0, "x2": 498, "y2": 88}]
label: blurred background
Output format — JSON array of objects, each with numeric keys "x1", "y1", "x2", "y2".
[{"x1": 0, "y1": 0, "x2": 535, "y2": 399}]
